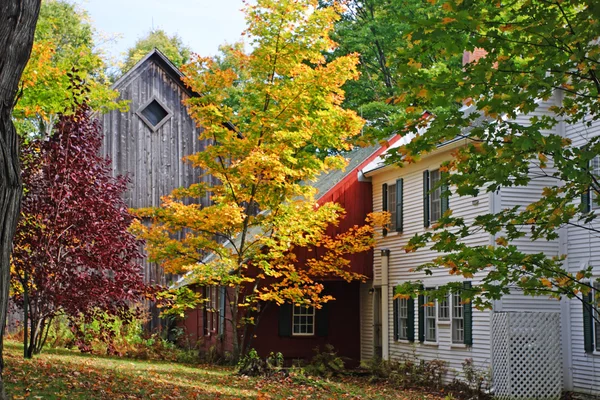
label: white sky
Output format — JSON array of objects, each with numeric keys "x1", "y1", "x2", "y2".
[{"x1": 74, "y1": 0, "x2": 247, "y2": 64}]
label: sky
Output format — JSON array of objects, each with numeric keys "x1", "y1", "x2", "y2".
[{"x1": 74, "y1": 0, "x2": 247, "y2": 64}]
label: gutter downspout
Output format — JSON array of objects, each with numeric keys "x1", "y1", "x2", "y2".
[{"x1": 381, "y1": 249, "x2": 390, "y2": 360}]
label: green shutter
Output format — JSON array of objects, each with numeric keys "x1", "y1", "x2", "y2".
[
  {"x1": 407, "y1": 297, "x2": 415, "y2": 342},
  {"x1": 396, "y1": 178, "x2": 403, "y2": 232},
  {"x1": 278, "y1": 303, "x2": 292, "y2": 337},
  {"x1": 393, "y1": 296, "x2": 399, "y2": 341},
  {"x1": 423, "y1": 170, "x2": 430, "y2": 227},
  {"x1": 583, "y1": 290, "x2": 594, "y2": 353},
  {"x1": 418, "y1": 291, "x2": 425, "y2": 342},
  {"x1": 316, "y1": 303, "x2": 329, "y2": 337},
  {"x1": 582, "y1": 189, "x2": 591, "y2": 213},
  {"x1": 463, "y1": 281, "x2": 473, "y2": 346},
  {"x1": 382, "y1": 183, "x2": 388, "y2": 236}
]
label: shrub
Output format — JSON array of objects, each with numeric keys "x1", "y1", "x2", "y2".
[
  {"x1": 237, "y1": 349, "x2": 285, "y2": 376},
  {"x1": 361, "y1": 350, "x2": 447, "y2": 389},
  {"x1": 304, "y1": 344, "x2": 345, "y2": 378}
]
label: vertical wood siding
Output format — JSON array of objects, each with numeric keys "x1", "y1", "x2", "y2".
[{"x1": 100, "y1": 58, "x2": 212, "y2": 330}]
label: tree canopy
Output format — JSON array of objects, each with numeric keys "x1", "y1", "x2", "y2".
[
  {"x1": 132, "y1": 0, "x2": 384, "y2": 358},
  {"x1": 329, "y1": 0, "x2": 600, "y2": 309},
  {"x1": 12, "y1": 97, "x2": 148, "y2": 358},
  {"x1": 14, "y1": 0, "x2": 121, "y2": 138},
  {"x1": 122, "y1": 29, "x2": 191, "y2": 72}
]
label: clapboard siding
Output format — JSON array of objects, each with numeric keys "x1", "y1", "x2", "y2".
[
  {"x1": 565, "y1": 115, "x2": 600, "y2": 395},
  {"x1": 360, "y1": 282, "x2": 375, "y2": 361},
  {"x1": 370, "y1": 143, "x2": 493, "y2": 380},
  {"x1": 495, "y1": 97, "x2": 562, "y2": 313}
]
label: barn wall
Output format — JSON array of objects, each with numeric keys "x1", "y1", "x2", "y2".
[
  {"x1": 251, "y1": 281, "x2": 362, "y2": 365},
  {"x1": 100, "y1": 55, "x2": 212, "y2": 331}
]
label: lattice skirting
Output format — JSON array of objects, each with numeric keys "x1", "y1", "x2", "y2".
[{"x1": 491, "y1": 312, "x2": 562, "y2": 400}]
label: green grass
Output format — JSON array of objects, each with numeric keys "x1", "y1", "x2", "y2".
[{"x1": 3, "y1": 341, "x2": 442, "y2": 399}]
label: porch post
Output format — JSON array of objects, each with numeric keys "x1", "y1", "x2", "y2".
[{"x1": 381, "y1": 249, "x2": 390, "y2": 360}]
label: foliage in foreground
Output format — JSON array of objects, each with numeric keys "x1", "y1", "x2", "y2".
[
  {"x1": 11, "y1": 101, "x2": 148, "y2": 357},
  {"x1": 330, "y1": 0, "x2": 600, "y2": 313},
  {"x1": 14, "y1": 0, "x2": 122, "y2": 138},
  {"x1": 3, "y1": 341, "x2": 444, "y2": 399},
  {"x1": 133, "y1": 0, "x2": 384, "y2": 359}
]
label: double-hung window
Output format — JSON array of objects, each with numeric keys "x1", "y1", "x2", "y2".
[
  {"x1": 382, "y1": 179, "x2": 404, "y2": 234},
  {"x1": 423, "y1": 169, "x2": 448, "y2": 227},
  {"x1": 388, "y1": 183, "x2": 397, "y2": 232},
  {"x1": 583, "y1": 280, "x2": 600, "y2": 353},
  {"x1": 204, "y1": 286, "x2": 220, "y2": 335},
  {"x1": 438, "y1": 293, "x2": 450, "y2": 321},
  {"x1": 398, "y1": 298, "x2": 409, "y2": 340},
  {"x1": 424, "y1": 291, "x2": 437, "y2": 342},
  {"x1": 418, "y1": 283, "x2": 473, "y2": 346},
  {"x1": 452, "y1": 292, "x2": 465, "y2": 344},
  {"x1": 292, "y1": 305, "x2": 315, "y2": 336},
  {"x1": 430, "y1": 169, "x2": 442, "y2": 222},
  {"x1": 592, "y1": 156, "x2": 600, "y2": 210}
]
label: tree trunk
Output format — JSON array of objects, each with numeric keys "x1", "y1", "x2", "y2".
[{"x1": 0, "y1": 0, "x2": 42, "y2": 393}]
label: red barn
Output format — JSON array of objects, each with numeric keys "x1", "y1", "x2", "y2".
[{"x1": 179, "y1": 139, "x2": 400, "y2": 364}]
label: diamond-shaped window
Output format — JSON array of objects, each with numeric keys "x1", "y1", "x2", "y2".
[{"x1": 138, "y1": 98, "x2": 171, "y2": 130}]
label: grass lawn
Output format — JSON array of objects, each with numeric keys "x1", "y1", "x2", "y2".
[{"x1": 3, "y1": 341, "x2": 443, "y2": 399}]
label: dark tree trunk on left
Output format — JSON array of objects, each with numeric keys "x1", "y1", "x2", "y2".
[{"x1": 0, "y1": 0, "x2": 41, "y2": 396}]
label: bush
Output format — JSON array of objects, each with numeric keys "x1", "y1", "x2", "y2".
[
  {"x1": 361, "y1": 350, "x2": 447, "y2": 389},
  {"x1": 447, "y1": 358, "x2": 491, "y2": 400},
  {"x1": 304, "y1": 344, "x2": 345, "y2": 378},
  {"x1": 35, "y1": 309, "x2": 200, "y2": 363},
  {"x1": 237, "y1": 349, "x2": 284, "y2": 376}
]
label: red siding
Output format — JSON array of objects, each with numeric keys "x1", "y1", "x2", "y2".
[{"x1": 251, "y1": 281, "x2": 361, "y2": 365}]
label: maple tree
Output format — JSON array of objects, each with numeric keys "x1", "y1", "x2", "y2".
[
  {"x1": 331, "y1": 1, "x2": 600, "y2": 312},
  {"x1": 13, "y1": 0, "x2": 122, "y2": 138},
  {"x1": 12, "y1": 95, "x2": 147, "y2": 358},
  {"x1": 132, "y1": 0, "x2": 383, "y2": 358}
]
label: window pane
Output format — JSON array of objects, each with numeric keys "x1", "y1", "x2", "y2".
[
  {"x1": 592, "y1": 156, "x2": 600, "y2": 209},
  {"x1": 424, "y1": 293, "x2": 436, "y2": 341},
  {"x1": 452, "y1": 292, "x2": 464, "y2": 344},
  {"x1": 594, "y1": 281, "x2": 600, "y2": 351},
  {"x1": 439, "y1": 294, "x2": 450, "y2": 320},
  {"x1": 430, "y1": 170, "x2": 442, "y2": 222},
  {"x1": 388, "y1": 184, "x2": 396, "y2": 231},
  {"x1": 292, "y1": 305, "x2": 315, "y2": 335},
  {"x1": 398, "y1": 299, "x2": 408, "y2": 340}
]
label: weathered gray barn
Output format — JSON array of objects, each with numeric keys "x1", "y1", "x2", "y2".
[{"x1": 100, "y1": 49, "x2": 210, "y2": 330}]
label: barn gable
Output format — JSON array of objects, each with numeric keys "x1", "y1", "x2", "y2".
[{"x1": 100, "y1": 48, "x2": 210, "y2": 210}]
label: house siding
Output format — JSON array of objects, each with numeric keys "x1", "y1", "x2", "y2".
[
  {"x1": 370, "y1": 144, "x2": 493, "y2": 380},
  {"x1": 564, "y1": 116, "x2": 600, "y2": 395},
  {"x1": 360, "y1": 281, "x2": 374, "y2": 361}
]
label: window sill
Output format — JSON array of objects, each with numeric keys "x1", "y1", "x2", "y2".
[
  {"x1": 421, "y1": 341, "x2": 439, "y2": 347},
  {"x1": 383, "y1": 231, "x2": 400, "y2": 238},
  {"x1": 450, "y1": 343, "x2": 469, "y2": 349},
  {"x1": 396, "y1": 339, "x2": 413, "y2": 344}
]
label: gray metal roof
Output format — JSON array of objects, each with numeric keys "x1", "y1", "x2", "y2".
[{"x1": 312, "y1": 144, "x2": 380, "y2": 200}]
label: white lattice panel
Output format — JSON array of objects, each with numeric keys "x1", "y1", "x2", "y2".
[{"x1": 491, "y1": 312, "x2": 562, "y2": 400}]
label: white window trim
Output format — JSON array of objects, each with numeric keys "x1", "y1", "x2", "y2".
[
  {"x1": 292, "y1": 305, "x2": 315, "y2": 336},
  {"x1": 424, "y1": 290, "x2": 437, "y2": 343},
  {"x1": 429, "y1": 169, "x2": 442, "y2": 223},
  {"x1": 421, "y1": 286, "x2": 467, "y2": 346}
]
